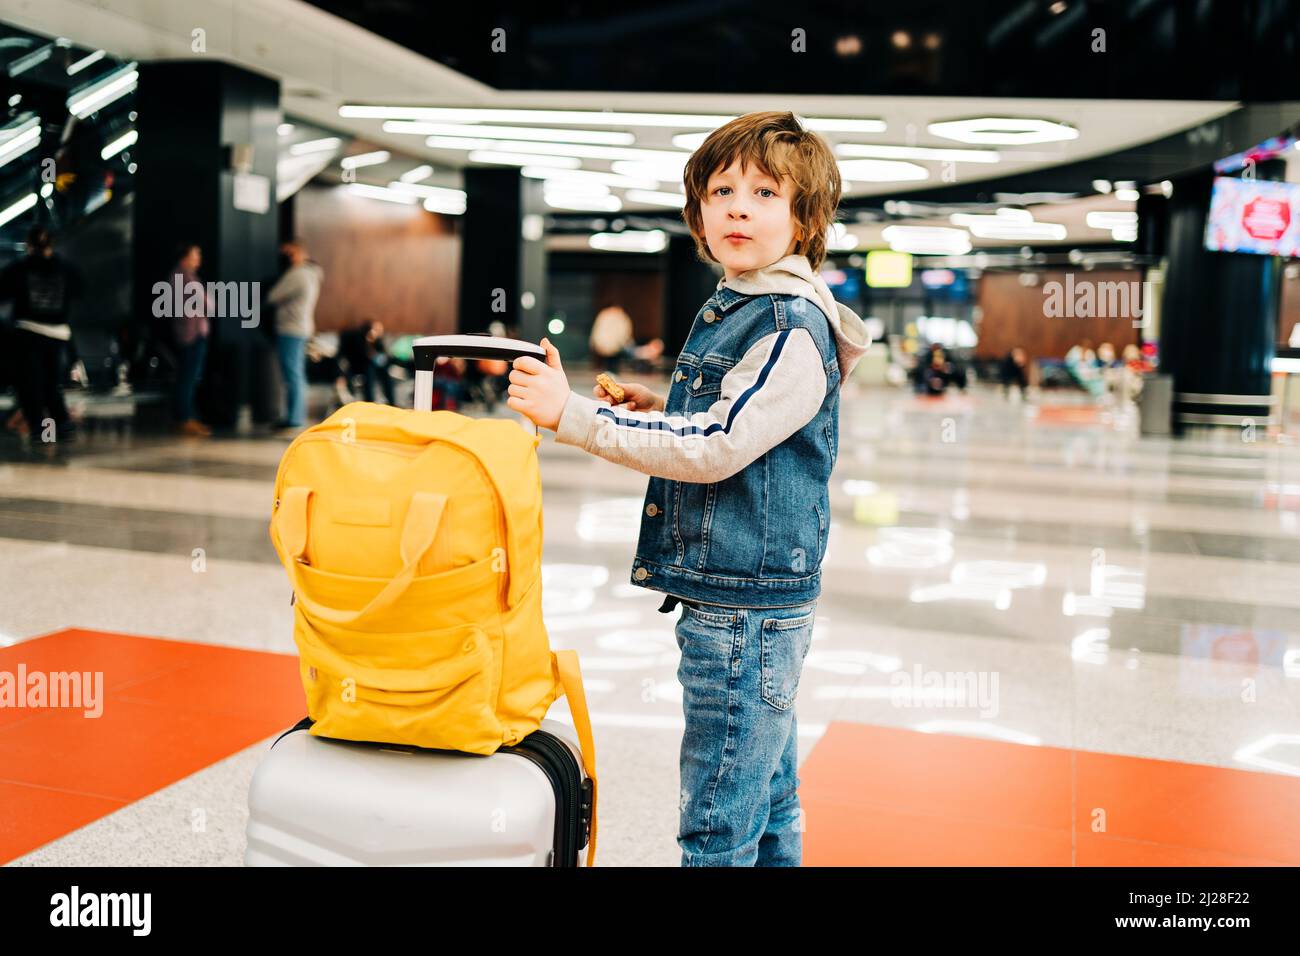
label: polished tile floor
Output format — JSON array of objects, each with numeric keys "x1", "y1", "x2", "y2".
[{"x1": 2, "y1": 374, "x2": 1298, "y2": 865}]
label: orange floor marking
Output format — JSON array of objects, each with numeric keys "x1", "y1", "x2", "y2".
[
  {"x1": 801, "y1": 722, "x2": 1300, "y2": 866},
  {"x1": 0, "y1": 629, "x2": 304, "y2": 863},
  {"x1": 1034, "y1": 405, "x2": 1102, "y2": 425}
]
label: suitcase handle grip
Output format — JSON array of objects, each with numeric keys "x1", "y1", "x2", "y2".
[
  {"x1": 412, "y1": 333, "x2": 545, "y2": 368},
  {"x1": 411, "y1": 334, "x2": 545, "y2": 435}
]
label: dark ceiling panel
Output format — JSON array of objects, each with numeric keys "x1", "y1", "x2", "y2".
[{"x1": 305, "y1": 0, "x2": 1299, "y2": 100}]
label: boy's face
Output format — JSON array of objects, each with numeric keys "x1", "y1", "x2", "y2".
[{"x1": 700, "y1": 158, "x2": 800, "y2": 281}]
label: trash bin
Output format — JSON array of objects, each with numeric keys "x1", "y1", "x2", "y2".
[{"x1": 1138, "y1": 372, "x2": 1173, "y2": 436}]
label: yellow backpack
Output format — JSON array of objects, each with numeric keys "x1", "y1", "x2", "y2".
[{"x1": 268, "y1": 402, "x2": 598, "y2": 865}]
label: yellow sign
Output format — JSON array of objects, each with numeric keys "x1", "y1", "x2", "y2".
[{"x1": 866, "y1": 250, "x2": 913, "y2": 288}]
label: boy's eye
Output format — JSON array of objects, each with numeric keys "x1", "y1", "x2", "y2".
[{"x1": 712, "y1": 185, "x2": 776, "y2": 197}]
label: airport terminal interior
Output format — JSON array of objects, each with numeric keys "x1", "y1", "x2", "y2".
[{"x1": 0, "y1": 1, "x2": 1298, "y2": 870}]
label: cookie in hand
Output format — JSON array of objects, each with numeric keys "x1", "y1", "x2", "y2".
[{"x1": 595, "y1": 372, "x2": 625, "y2": 405}]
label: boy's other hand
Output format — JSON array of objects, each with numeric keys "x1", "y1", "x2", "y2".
[
  {"x1": 507, "y1": 337, "x2": 569, "y2": 432},
  {"x1": 593, "y1": 380, "x2": 661, "y2": 412}
]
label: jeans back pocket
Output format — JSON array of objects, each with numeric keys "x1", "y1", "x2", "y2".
[{"x1": 759, "y1": 606, "x2": 816, "y2": 711}]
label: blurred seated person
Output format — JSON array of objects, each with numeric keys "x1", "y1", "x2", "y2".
[
  {"x1": 461, "y1": 357, "x2": 509, "y2": 411},
  {"x1": 1118, "y1": 344, "x2": 1150, "y2": 403},
  {"x1": 304, "y1": 335, "x2": 344, "y2": 392},
  {"x1": 629, "y1": 336, "x2": 666, "y2": 374},
  {"x1": 453, "y1": 320, "x2": 515, "y2": 411},
  {"x1": 999, "y1": 347, "x2": 1030, "y2": 400},
  {"x1": 914, "y1": 344, "x2": 966, "y2": 396},
  {"x1": 1064, "y1": 338, "x2": 1105, "y2": 400},
  {"x1": 337, "y1": 318, "x2": 396, "y2": 405},
  {"x1": 430, "y1": 357, "x2": 468, "y2": 411},
  {"x1": 589, "y1": 305, "x2": 635, "y2": 373},
  {"x1": 1096, "y1": 341, "x2": 1124, "y2": 403},
  {"x1": 1123, "y1": 343, "x2": 1153, "y2": 376}
]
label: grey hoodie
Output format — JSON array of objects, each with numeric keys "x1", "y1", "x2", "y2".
[
  {"x1": 721, "y1": 254, "x2": 870, "y2": 380},
  {"x1": 555, "y1": 253, "x2": 871, "y2": 483},
  {"x1": 268, "y1": 261, "x2": 324, "y2": 338}
]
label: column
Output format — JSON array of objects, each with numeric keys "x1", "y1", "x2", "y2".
[
  {"x1": 458, "y1": 167, "x2": 547, "y2": 342},
  {"x1": 1159, "y1": 162, "x2": 1282, "y2": 433},
  {"x1": 134, "y1": 61, "x2": 280, "y2": 428}
]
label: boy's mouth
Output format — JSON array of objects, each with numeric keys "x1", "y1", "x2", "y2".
[{"x1": 724, "y1": 233, "x2": 751, "y2": 243}]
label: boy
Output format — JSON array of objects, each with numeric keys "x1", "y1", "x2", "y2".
[{"x1": 508, "y1": 110, "x2": 869, "y2": 866}]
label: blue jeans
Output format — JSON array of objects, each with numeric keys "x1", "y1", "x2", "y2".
[
  {"x1": 674, "y1": 597, "x2": 817, "y2": 866},
  {"x1": 276, "y1": 334, "x2": 307, "y2": 426},
  {"x1": 172, "y1": 335, "x2": 208, "y2": 423}
]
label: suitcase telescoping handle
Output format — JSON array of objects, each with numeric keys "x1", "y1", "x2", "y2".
[{"x1": 412, "y1": 334, "x2": 546, "y2": 413}]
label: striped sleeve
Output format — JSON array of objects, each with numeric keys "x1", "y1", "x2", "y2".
[{"x1": 554, "y1": 327, "x2": 828, "y2": 483}]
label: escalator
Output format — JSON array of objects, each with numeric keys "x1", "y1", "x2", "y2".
[{"x1": 0, "y1": 27, "x2": 143, "y2": 431}]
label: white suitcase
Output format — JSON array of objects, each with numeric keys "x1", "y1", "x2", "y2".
[{"x1": 245, "y1": 716, "x2": 594, "y2": 866}]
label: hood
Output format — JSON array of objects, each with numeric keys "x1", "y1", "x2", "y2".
[{"x1": 719, "y1": 254, "x2": 871, "y2": 380}]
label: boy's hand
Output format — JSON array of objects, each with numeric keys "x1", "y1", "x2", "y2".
[
  {"x1": 507, "y1": 337, "x2": 569, "y2": 432},
  {"x1": 594, "y1": 380, "x2": 662, "y2": 412}
]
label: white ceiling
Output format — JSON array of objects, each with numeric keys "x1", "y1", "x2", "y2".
[
  {"x1": 7, "y1": 0, "x2": 1243, "y2": 212},
  {"x1": 852, "y1": 192, "x2": 1141, "y2": 250},
  {"x1": 480, "y1": 92, "x2": 1238, "y2": 201},
  {"x1": 543, "y1": 193, "x2": 1135, "y2": 253}
]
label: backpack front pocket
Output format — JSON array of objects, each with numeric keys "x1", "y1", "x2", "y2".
[
  {"x1": 296, "y1": 617, "x2": 504, "y2": 753},
  {"x1": 292, "y1": 552, "x2": 503, "y2": 631}
]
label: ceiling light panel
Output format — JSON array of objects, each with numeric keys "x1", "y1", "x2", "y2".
[{"x1": 928, "y1": 117, "x2": 1079, "y2": 145}]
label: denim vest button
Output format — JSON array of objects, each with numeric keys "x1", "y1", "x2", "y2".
[
  {"x1": 675, "y1": 370, "x2": 686, "y2": 382},
  {"x1": 691, "y1": 374, "x2": 703, "y2": 389},
  {"x1": 633, "y1": 566, "x2": 649, "y2": 580},
  {"x1": 703, "y1": 309, "x2": 716, "y2": 323},
  {"x1": 645, "y1": 503, "x2": 659, "y2": 516}
]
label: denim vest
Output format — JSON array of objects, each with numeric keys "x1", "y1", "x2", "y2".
[{"x1": 628, "y1": 285, "x2": 842, "y2": 608}]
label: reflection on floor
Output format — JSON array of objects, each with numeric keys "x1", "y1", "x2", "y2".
[{"x1": 1, "y1": 381, "x2": 1298, "y2": 866}]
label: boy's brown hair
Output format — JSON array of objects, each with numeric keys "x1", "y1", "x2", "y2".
[{"x1": 681, "y1": 110, "x2": 842, "y2": 272}]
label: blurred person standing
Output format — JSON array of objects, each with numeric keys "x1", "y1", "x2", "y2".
[
  {"x1": 267, "y1": 238, "x2": 323, "y2": 432},
  {"x1": 999, "y1": 346, "x2": 1030, "y2": 401},
  {"x1": 0, "y1": 227, "x2": 84, "y2": 447},
  {"x1": 169, "y1": 242, "x2": 212, "y2": 436}
]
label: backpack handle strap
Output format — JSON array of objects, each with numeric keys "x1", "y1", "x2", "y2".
[
  {"x1": 553, "y1": 649, "x2": 598, "y2": 867},
  {"x1": 417, "y1": 426, "x2": 537, "y2": 610},
  {"x1": 272, "y1": 486, "x2": 448, "y2": 626}
]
